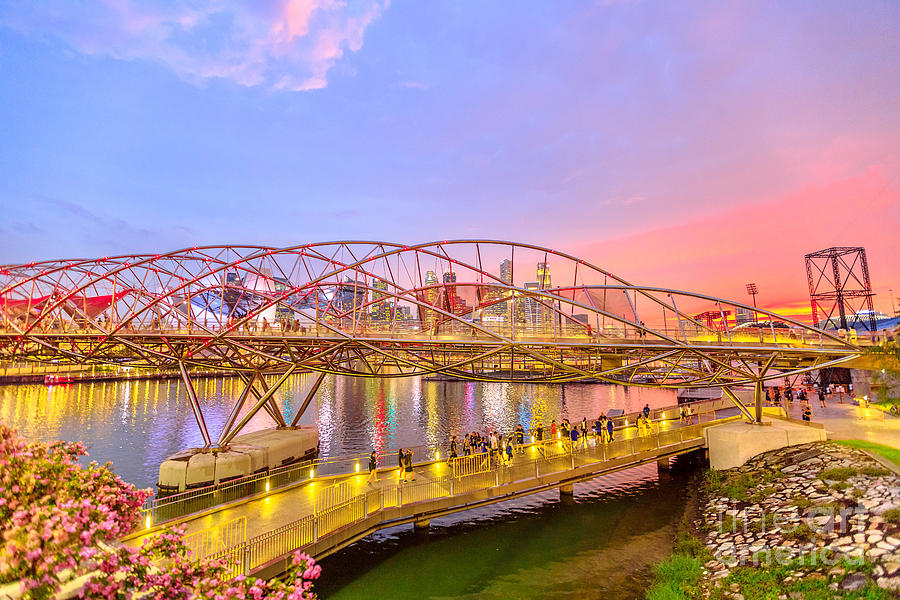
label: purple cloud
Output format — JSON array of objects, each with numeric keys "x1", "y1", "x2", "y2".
[{"x1": 0, "y1": 0, "x2": 387, "y2": 91}]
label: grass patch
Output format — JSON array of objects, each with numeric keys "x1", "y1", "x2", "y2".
[
  {"x1": 882, "y1": 508, "x2": 900, "y2": 526},
  {"x1": 749, "y1": 485, "x2": 777, "y2": 503},
  {"x1": 708, "y1": 566, "x2": 891, "y2": 600},
  {"x1": 818, "y1": 467, "x2": 857, "y2": 481},
  {"x1": 783, "y1": 522, "x2": 816, "y2": 541},
  {"x1": 833, "y1": 440, "x2": 900, "y2": 469},
  {"x1": 646, "y1": 553, "x2": 704, "y2": 600},
  {"x1": 860, "y1": 466, "x2": 890, "y2": 477},
  {"x1": 793, "y1": 494, "x2": 812, "y2": 509},
  {"x1": 716, "y1": 513, "x2": 744, "y2": 533},
  {"x1": 705, "y1": 469, "x2": 783, "y2": 502},
  {"x1": 705, "y1": 553, "x2": 888, "y2": 600}
]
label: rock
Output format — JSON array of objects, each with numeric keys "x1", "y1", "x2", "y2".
[
  {"x1": 885, "y1": 561, "x2": 900, "y2": 576},
  {"x1": 828, "y1": 566, "x2": 846, "y2": 577},
  {"x1": 877, "y1": 576, "x2": 900, "y2": 591},
  {"x1": 840, "y1": 573, "x2": 867, "y2": 591}
]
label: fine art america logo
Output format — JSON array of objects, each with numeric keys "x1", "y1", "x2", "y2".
[{"x1": 712, "y1": 503, "x2": 872, "y2": 567}]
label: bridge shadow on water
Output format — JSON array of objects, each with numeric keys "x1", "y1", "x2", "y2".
[{"x1": 316, "y1": 451, "x2": 706, "y2": 600}]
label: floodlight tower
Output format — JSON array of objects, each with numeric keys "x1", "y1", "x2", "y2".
[
  {"x1": 804, "y1": 247, "x2": 876, "y2": 331},
  {"x1": 745, "y1": 283, "x2": 758, "y2": 321}
]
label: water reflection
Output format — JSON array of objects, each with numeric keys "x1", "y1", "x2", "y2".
[{"x1": 0, "y1": 375, "x2": 676, "y2": 490}]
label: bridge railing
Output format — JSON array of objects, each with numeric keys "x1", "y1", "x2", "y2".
[
  {"x1": 209, "y1": 418, "x2": 720, "y2": 577},
  {"x1": 138, "y1": 397, "x2": 735, "y2": 528}
]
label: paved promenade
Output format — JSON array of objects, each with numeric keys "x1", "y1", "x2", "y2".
[{"x1": 782, "y1": 397, "x2": 900, "y2": 448}]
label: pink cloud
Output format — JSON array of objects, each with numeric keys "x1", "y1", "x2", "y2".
[{"x1": 0, "y1": 0, "x2": 387, "y2": 91}]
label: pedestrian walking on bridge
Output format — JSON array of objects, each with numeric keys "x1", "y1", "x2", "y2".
[
  {"x1": 404, "y1": 449, "x2": 415, "y2": 481},
  {"x1": 367, "y1": 451, "x2": 379, "y2": 483}
]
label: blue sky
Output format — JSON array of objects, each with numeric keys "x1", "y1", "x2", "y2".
[{"x1": 0, "y1": 1, "x2": 897, "y2": 311}]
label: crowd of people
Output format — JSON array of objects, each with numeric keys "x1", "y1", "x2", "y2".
[
  {"x1": 764, "y1": 383, "x2": 852, "y2": 421},
  {"x1": 365, "y1": 403, "x2": 694, "y2": 481},
  {"x1": 363, "y1": 381, "x2": 861, "y2": 482}
]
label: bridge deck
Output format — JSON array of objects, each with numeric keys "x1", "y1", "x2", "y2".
[{"x1": 124, "y1": 411, "x2": 738, "y2": 578}]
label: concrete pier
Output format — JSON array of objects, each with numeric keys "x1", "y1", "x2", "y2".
[{"x1": 704, "y1": 418, "x2": 826, "y2": 469}]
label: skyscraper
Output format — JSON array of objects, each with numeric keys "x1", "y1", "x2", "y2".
[
  {"x1": 370, "y1": 279, "x2": 389, "y2": 322},
  {"x1": 418, "y1": 270, "x2": 440, "y2": 330},
  {"x1": 442, "y1": 270, "x2": 467, "y2": 314},
  {"x1": 500, "y1": 259, "x2": 512, "y2": 285},
  {"x1": 535, "y1": 262, "x2": 553, "y2": 333},
  {"x1": 536, "y1": 262, "x2": 551, "y2": 289},
  {"x1": 484, "y1": 259, "x2": 513, "y2": 326}
]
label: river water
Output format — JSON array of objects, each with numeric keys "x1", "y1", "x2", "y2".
[{"x1": 0, "y1": 375, "x2": 691, "y2": 599}]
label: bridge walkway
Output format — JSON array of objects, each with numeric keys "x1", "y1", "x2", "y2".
[{"x1": 123, "y1": 410, "x2": 739, "y2": 578}]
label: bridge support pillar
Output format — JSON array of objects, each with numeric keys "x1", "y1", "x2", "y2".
[
  {"x1": 657, "y1": 457, "x2": 669, "y2": 471},
  {"x1": 414, "y1": 518, "x2": 431, "y2": 531},
  {"x1": 754, "y1": 380, "x2": 764, "y2": 423},
  {"x1": 559, "y1": 483, "x2": 575, "y2": 503}
]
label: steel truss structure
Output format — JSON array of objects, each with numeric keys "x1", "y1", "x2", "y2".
[
  {"x1": 805, "y1": 246, "x2": 876, "y2": 332},
  {"x1": 1, "y1": 240, "x2": 861, "y2": 428}
]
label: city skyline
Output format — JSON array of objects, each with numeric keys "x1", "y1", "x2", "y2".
[{"x1": 0, "y1": 1, "x2": 897, "y2": 320}]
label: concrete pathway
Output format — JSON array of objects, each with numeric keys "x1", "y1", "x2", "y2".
[{"x1": 781, "y1": 397, "x2": 900, "y2": 447}]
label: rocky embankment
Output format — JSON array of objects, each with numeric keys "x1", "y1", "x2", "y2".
[{"x1": 698, "y1": 442, "x2": 900, "y2": 597}]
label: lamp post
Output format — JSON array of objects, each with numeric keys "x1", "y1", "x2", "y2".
[
  {"x1": 746, "y1": 283, "x2": 759, "y2": 322},
  {"x1": 891, "y1": 288, "x2": 896, "y2": 318}
]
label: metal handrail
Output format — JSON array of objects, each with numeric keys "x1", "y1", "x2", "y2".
[{"x1": 183, "y1": 515, "x2": 246, "y2": 575}]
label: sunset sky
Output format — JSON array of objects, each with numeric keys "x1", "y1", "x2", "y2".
[{"x1": 1, "y1": 1, "x2": 897, "y2": 321}]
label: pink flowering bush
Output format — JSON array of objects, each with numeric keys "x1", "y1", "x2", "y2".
[
  {"x1": 0, "y1": 425, "x2": 320, "y2": 599},
  {"x1": 82, "y1": 533, "x2": 319, "y2": 600},
  {"x1": 0, "y1": 423, "x2": 151, "y2": 596}
]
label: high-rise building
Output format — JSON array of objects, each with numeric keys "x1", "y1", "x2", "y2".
[
  {"x1": 536, "y1": 262, "x2": 551, "y2": 289},
  {"x1": 500, "y1": 259, "x2": 512, "y2": 285},
  {"x1": 483, "y1": 259, "x2": 513, "y2": 326},
  {"x1": 418, "y1": 270, "x2": 441, "y2": 329},
  {"x1": 521, "y1": 281, "x2": 542, "y2": 332},
  {"x1": 370, "y1": 279, "x2": 390, "y2": 322},
  {"x1": 535, "y1": 262, "x2": 555, "y2": 332},
  {"x1": 442, "y1": 270, "x2": 467, "y2": 314}
]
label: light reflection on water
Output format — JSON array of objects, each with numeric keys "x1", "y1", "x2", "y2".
[{"x1": 0, "y1": 375, "x2": 676, "y2": 490}]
